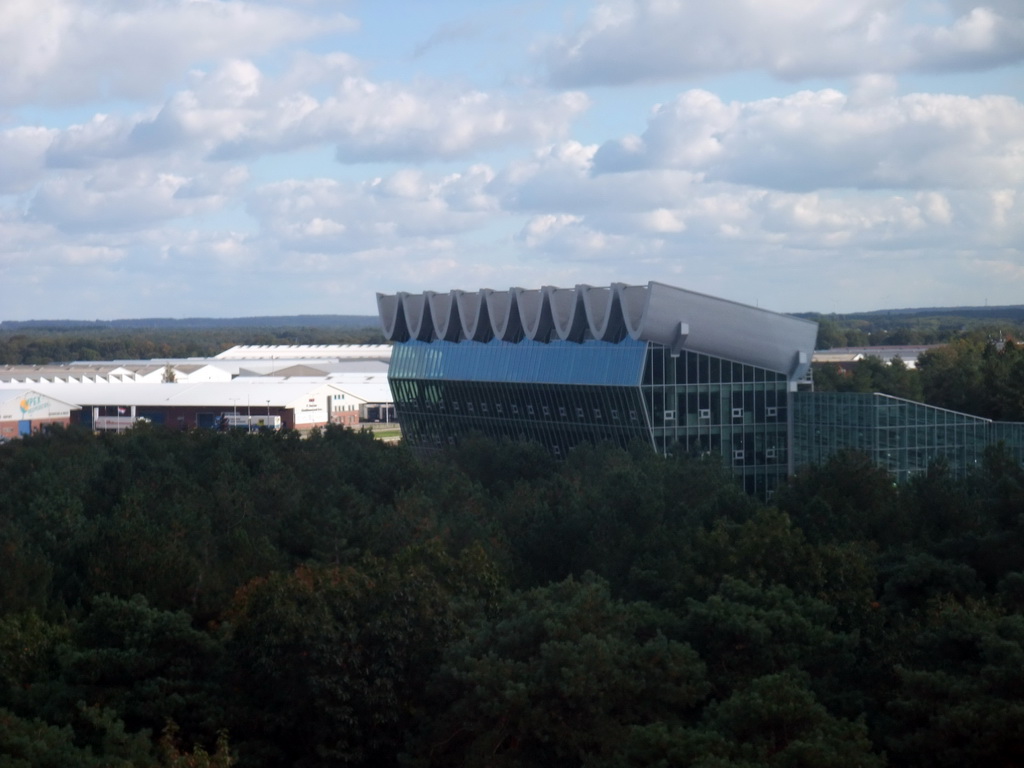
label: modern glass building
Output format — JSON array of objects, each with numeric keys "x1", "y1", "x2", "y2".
[
  {"x1": 379, "y1": 282, "x2": 1024, "y2": 497},
  {"x1": 379, "y1": 282, "x2": 818, "y2": 497}
]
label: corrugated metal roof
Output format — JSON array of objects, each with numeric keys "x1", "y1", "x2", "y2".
[
  {"x1": 27, "y1": 380, "x2": 352, "y2": 409},
  {"x1": 213, "y1": 344, "x2": 392, "y2": 360}
]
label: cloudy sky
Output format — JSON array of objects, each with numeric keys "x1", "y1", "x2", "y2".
[{"x1": 1, "y1": 0, "x2": 1022, "y2": 320}]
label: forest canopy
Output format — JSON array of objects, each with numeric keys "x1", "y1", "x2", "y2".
[
  {"x1": 0, "y1": 322, "x2": 383, "y2": 365},
  {"x1": 3, "y1": 425, "x2": 1024, "y2": 766}
]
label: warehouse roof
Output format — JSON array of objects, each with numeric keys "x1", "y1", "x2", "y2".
[
  {"x1": 26, "y1": 380, "x2": 350, "y2": 409},
  {"x1": 214, "y1": 344, "x2": 392, "y2": 360}
]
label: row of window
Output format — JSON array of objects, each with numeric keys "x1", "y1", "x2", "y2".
[
  {"x1": 395, "y1": 391, "x2": 783, "y2": 426},
  {"x1": 644, "y1": 346, "x2": 789, "y2": 387},
  {"x1": 666, "y1": 406, "x2": 779, "y2": 420},
  {"x1": 422, "y1": 399, "x2": 644, "y2": 423},
  {"x1": 402, "y1": 399, "x2": 783, "y2": 423},
  {"x1": 399, "y1": 410, "x2": 648, "y2": 455},
  {"x1": 391, "y1": 379, "x2": 648, "y2": 428},
  {"x1": 393, "y1": 339, "x2": 795, "y2": 390}
]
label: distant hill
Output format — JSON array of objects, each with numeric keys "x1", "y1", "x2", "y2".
[
  {"x1": 794, "y1": 305, "x2": 1024, "y2": 322},
  {"x1": 0, "y1": 315, "x2": 380, "y2": 331},
  {"x1": 793, "y1": 304, "x2": 1024, "y2": 349}
]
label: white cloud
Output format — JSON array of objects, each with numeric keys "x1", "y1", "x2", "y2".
[
  {"x1": 0, "y1": 127, "x2": 58, "y2": 193},
  {"x1": 991, "y1": 189, "x2": 1016, "y2": 226},
  {"x1": 0, "y1": 0, "x2": 355, "y2": 107},
  {"x1": 593, "y1": 88, "x2": 1024, "y2": 191},
  {"x1": 491, "y1": 140, "x2": 705, "y2": 215},
  {"x1": 515, "y1": 212, "x2": 648, "y2": 261},
  {"x1": 35, "y1": 57, "x2": 589, "y2": 167},
  {"x1": 246, "y1": 168, "x2": 502, "y2": 256},
  {"x1": 217, "y1": 74, "x2": 590, "y2": 162},
  {"x1": 911, "y1": 6, "x2": 1024, "y2": 72},
  {"x1": 542, "y1": 0, "x2": 1024, "y2": 86},
  {"x1": 28, "y1": 163, "x2": 248, "y2": 232}
]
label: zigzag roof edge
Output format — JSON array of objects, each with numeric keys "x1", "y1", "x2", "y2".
[
  {"x1": 486, "y1": 289, "x2": 524, "y2": 341},
  {"x1": 427, "y1": 291, "x2": 462, "y2": 342},
  {"x1": 403, "y1": 293, "x2": 432, "y2": 341},
  {"x1": 376, "y1": 292, "x2": 408, "y2": 342},
  {"x1": 377, "y1": 282, "x2": 818, "y2": 377}
]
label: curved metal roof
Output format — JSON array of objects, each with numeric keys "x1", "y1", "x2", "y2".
[{"x1": 377, "y1": 281, "x2": 818, "y2": 379}]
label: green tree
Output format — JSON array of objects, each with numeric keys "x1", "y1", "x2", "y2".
[
  {"x1": 882, "y1": 600, "x2": 1024, "y2": 767},
  {"x1": 13, "y1": 595, "x2": 226, "y2": 754},
  {"x1": 413, "y1": 575, "x2": 709, "y2": 768},
  {"x1": 679, "y1": 578, "x2": 857, "y2": 702},
  {"x1": 917, "y1": 338, "x2": 985, "y2": 415},
  {"x1": 225, "y1": 546, "x2": 495, "y2": 768}
]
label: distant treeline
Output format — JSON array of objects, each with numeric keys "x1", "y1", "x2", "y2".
[
  {"x1": 0, "y1": 324, "x2": 385, "y2": 365},
  {"x1": 0, "y1": 315, "x2": 380, "y2": 331},
  {"x1": 803, "y1": 305, "x2": 1024, "y2": 349},
  {"x1": 814, "y1": 335, "x2": 1024, "y2": 422},
  {"x1": 2, "y1": 426, "x2": 1024, "y2": 766}
]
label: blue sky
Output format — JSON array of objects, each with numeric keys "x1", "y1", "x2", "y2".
[{"x1": 1, "y1": 0, "x2": 1021, "y2": 320}]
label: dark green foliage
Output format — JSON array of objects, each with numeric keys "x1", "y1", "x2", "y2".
[
  {"x1": 777, "y1": 451, "x2": 900, "y2": 545},
  {"x1": 24, "y1": 595, "x2": 225, "y2": 741},
  {"x1": 4, "y1": 428, "x2": 1024, "y2": 766},
  {"x1": 224, "y1": 547, "x2": 495, "y2": 768},
  {"x1": 811, "y1": 356, "x2": 923, "y2": 401},
  {"x1": 805, "y1": 306, "x2": 1024, "y2": 350},
  {"x1": 680, "y1": 578, "x2": 856, "y2": 696},
  {"x1": 882, "y1": 601, "x2": 1024, "y2": 767},
  {"x1": 0, "y1": 706, "x2": 149, "y2": 768},
  {"x1": 0, "y1": 323, "x2": 383, "y2": 364},
  {"x1": 917, "y1": 336, "x2": 1024, "y2": 420},
  {"x1": 412, "y1": 575, "x2": 710, "y2": 768},
  {"x1": 812, "y1": 334, "x2": 1024, "y2": 421}
]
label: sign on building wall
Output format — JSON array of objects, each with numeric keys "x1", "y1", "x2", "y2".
[
  {"x1": 293, "y1": 396, "x2": 328, "y2": 425},
  {"x1": 0, "y1": 392, "x2": 73, "y2": 421}
]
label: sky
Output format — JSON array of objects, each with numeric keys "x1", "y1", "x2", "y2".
[{"x1": 1, "y1": 0, "x2": 1022, "y2": 320}]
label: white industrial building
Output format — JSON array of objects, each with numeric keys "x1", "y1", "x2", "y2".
[
  {"x1": 0, "y1": 345, "x2": 397, "y2": 438},
  {"x1": 26, "y1": 380, "x2": 369, "y2": 433},
  {"x1": 0, "y1": 389, "x2": 80, "y2": 439}
]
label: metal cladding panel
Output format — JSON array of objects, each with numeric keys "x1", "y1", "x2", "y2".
[
  {"x1": 639, "y1": 282, "x2": 818, "y2": 378},
  {"x1": 428, "y1": 291, "x2": 462, "y2": 342},
  {"x1": 486, "y1": 289, "x2": 524, "y2": 341},
  {"x1": 376, "y1": 293, "x2": 408, "y2": 341},
  {"x1": 403, "y1": 293, "x2": 432, "y2": 341},
  {"x1": 581, "y1": 286, "x2": 611, "y2": 334},
  {"x1": 550, "y1": 286, "x2": 589, "y2": 342},
  {"x1": 619, "y1": 284, "x2": 649, "y2": 339},
  {"x1": 377, "y1": 281, "x2": 818, "y2": 378},
  {"x1": 456, "y1": 289, "x2": 494, "y2": 342},
  {"x1": 582, "y1": 285, "x2": 628, "y2": 342},
  {"x1": 518, "y1": 289, "x2": 555, "y2": 341}
]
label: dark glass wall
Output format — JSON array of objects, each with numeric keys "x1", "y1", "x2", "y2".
[
  {"x1": 390, "y1": 338, "x2": 651, "y2": 456},
  {"x1": 640, "y1": 346, "x2": 792, "y2": 497},
  {"x1": 791, "y1": 392, "x2": 1014, "y2": 483},
  {"x1": 390, "y1": 337, "x2": 796, "y2": 498},
  {"x1": 392, "y1": 340, "x2": 1024, "y2": 495}
]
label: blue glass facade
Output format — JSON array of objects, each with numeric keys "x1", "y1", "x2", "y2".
[
  {"x1": 389, "y1": 337, "x2": 794, "y2": 496},
  {"x1": 390, "y1": 338, "x2": 647, "y2": 386}
]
